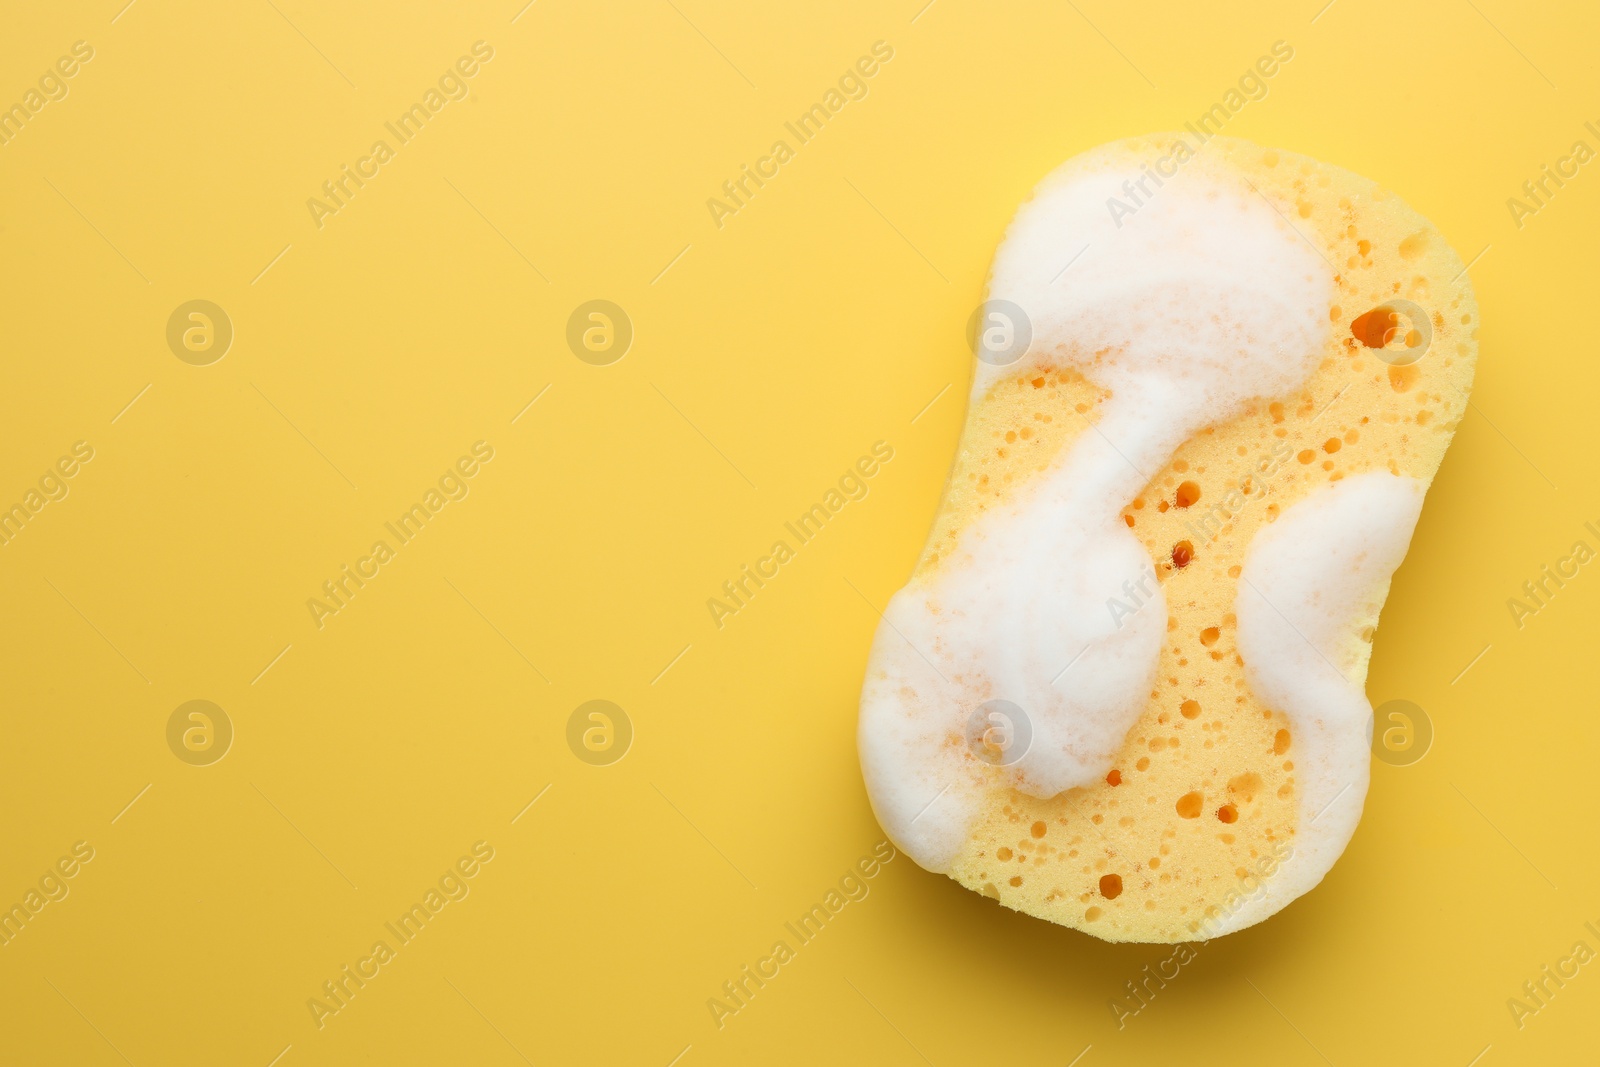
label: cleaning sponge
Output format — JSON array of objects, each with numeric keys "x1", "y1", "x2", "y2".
[{"x1": 857, "y1": 134, "x2": 1477, "y2": 942}]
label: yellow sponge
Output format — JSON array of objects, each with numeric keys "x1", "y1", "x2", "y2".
[{"x1": 858, "y1": 134, "x2": 1477, "y2": 942}]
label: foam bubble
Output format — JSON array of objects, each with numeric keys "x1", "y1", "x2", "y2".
[{"x1": 1220, "y1": 471, "x2": 1425, "y2": 933}]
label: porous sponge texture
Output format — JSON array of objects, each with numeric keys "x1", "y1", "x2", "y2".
[{"x1": 924, "y1": 136, "x2": 1477, "y2": 942}]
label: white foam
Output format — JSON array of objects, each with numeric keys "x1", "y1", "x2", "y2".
[
  {"x1": 1218, "y1": 471, "x2": 1425, "y2": 933},
  {"x1": 859, "y1": 143, "x2": 1335, "y2": 872}
]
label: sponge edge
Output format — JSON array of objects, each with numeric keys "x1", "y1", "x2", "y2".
[{"x1": 860, "y1": 134, "x2": 1478, "y2": 943}]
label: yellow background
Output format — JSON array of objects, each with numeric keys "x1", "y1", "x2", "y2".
[{"x1": 1, "y1": 0, "x2": 1595, "y2": 1064}]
